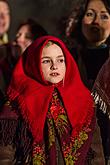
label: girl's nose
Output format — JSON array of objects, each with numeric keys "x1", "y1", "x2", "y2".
[{"x1": 50, "y1": 62, "x2": 58, "y2": 70}]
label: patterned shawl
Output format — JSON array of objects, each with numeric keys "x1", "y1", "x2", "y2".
[
  {"x1": 7, "y1": 35, "x2": 94, "y2": 143},
  {"x1": 93, "y1": 56, "x2": 110, "y2": 118}
]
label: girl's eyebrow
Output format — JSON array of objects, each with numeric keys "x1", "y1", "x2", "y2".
[
  {"x1": 57, "y1": 55, "x2": 64, "y2": 58},
  {"x1": 41, "y1": 55, "x2": 64, "y2": 59},
  {"x1": 41, "y1": 56, "x2": 50, "y2": 59}
]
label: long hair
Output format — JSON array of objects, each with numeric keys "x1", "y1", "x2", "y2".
[{"x1": 62, "y1": 0, "x2": 110, "y2": 46}]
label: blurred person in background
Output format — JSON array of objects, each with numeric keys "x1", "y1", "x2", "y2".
[
  {"x1": 92, "y1": 55, "x2": 110, "y2": 165},
  {"x1": 0, "y1": 18, "x2": 47, "y2": 94},
  {"x1": 0, "y1": 0, "x2": 10, "y2": 45},
  {"x1": 14, "y1": 18, "x2": 48, "y2": 53},
  {"x1": 61, "y1": 0, "x2": 110, "y2": 90},
  {"x1": 0, "y1": 19, "x2": 47, "y2": 164},
  {"x1": 0, "y1": 2, "x2": 21, "y2": 164},
  {"x1": 60, "y1": 0, "x2": 110, "y2": 164}
]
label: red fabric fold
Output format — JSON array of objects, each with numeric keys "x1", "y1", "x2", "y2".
[{"x1": 7, "y1": 35, "x2": 94, "y2": 142}]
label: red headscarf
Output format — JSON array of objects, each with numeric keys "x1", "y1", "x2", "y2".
[{"x1": 7, "y1": 35, "x2": 94, "y2": 142}]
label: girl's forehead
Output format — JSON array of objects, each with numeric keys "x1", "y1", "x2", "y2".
[{"x1": 42, "y1": 43, "x2": 64, "y2": 57}]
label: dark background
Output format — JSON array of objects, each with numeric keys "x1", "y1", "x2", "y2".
[{"x1": 8, "y1": 0, "x2": 74, "y2": 40}]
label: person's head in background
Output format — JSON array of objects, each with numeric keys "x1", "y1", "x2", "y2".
[
  {"x1": 65, "y1": 0, "x2": 110, "y2": 47},
  {"x1": 0, "y1": 0, "x2": 10, "y2": 44},
  {"x1": 15, "y1": 18, "x2": 47, "y2": 53}
]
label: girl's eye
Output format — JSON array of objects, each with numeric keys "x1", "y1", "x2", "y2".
[
  {"x1": 42, "y1": 60, "x2": 51, "y2": 64},
  {"x1": 57, "y1": 59, "x2": 65, "y2": 63}
]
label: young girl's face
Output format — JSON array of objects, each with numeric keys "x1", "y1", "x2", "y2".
[{"x1": 41, "y1": 43, "x2": 66, "y2": 84}]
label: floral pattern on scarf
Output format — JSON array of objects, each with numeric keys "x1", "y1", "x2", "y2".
[{"x1": 32, "y1": 89, "x2": 92, "y2": 165}]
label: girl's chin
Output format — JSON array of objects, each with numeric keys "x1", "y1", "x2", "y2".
[{"x1": 48, "y1": 79, "x2": 63, "y2": 85}]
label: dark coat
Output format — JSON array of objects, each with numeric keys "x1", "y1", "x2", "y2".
[
  {"x1": 0, "y1": 43, "x2": 21, "y2": 94},
  {"x1": 69, "y1": 45, "x2": 108, "y2": 164}
]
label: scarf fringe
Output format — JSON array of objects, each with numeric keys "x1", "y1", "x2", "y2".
[
  {"x1": 8, "y1": 86, "x2": 95, "y2": 143},
  {"x1": 7, "y1": 87, "x2": 19, "y2": 100},
  {"x1": 72, "y1": 97, "x2": 95, "y2": 139},
  {"x1": 15, "y1": 120, "x2": 32, "y2": 164},
  {"x1": 86, "y1": 98, "x2": 95, "y2": 126},
  {"x1": 8, "y1": 86, "x2": 44, "y2": 142},
  {"x1": 92, "y1": 91, "x2": 110, "y2": 119},
  {"x1": 0, "y1": 119, "x2": 18, "y2": 146},
  {"x1": 7, "y1": 88, "x2": 33, "y2": 163},
  {"x1": 7, "y1": 87, "x2": 29, "y2": 123}
]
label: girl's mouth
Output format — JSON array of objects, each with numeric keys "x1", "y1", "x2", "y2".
[{"x1": 50, "y1": 73, "x2": 60, "y2": 76}]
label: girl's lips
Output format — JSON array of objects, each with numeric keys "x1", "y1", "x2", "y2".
[{"x1": 50, "y1": 72, "x2": 60, "y2": 76}]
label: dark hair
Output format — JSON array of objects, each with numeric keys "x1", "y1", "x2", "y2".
[
  {"x1": 16, "y1": 18, "x2": 47, "y2": 41},
  {"x1": 63, "y1": 0, "x2": 110, "y2": 45}
]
